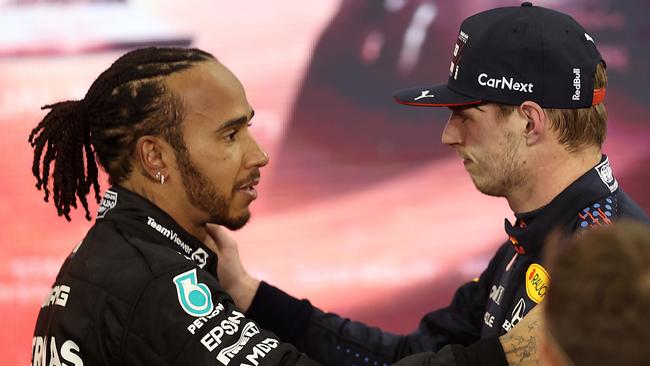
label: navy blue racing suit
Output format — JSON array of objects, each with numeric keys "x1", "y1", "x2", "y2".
[{"x1": 244, "y1": 156, "x2": 649, "y2": 366}]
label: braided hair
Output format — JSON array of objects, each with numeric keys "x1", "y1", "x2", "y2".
[{"x1": 28, "y1": 47, "x2": 215, "y2": 221}]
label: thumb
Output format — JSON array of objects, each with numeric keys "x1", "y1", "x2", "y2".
[
  {"x1": 204, "y1": 223, "x2": 238, "y2": 251},
  {"x1": 201, "y1": 224, "x2": 222, "y2": 254},
  {"x1": 204, "y1": 223, "x2": 223, "y2": 244}
]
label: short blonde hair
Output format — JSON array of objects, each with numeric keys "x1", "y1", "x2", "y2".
[{"x1": 498, "y1": 62, "x2": 607, "y2": 151}]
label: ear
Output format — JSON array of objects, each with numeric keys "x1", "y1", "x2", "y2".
[
  {"x1": 134, "y1": 135, "x2": 170, "y2": 181},
  {"x1": 519, "y1": 101, "x2": 546, "y2": 146}
]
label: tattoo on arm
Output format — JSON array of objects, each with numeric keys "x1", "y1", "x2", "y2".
[{"x1": 501, "y1": 319, "x2": 540, "y2": 366}]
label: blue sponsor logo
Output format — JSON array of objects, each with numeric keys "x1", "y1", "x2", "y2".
[{"x1": 173, "y1": 269, "x2": 214, "y2": 317}]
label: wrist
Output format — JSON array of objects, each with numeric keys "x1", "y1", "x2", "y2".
[{"x1": 229, "y1": 275, "x2": 260, "y2": 312}]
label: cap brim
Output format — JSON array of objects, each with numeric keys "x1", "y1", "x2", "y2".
[{"x1": 393, "y1": 84, "x2": 482, "y2": 107}]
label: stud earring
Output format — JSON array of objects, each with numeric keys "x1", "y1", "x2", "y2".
[{"x1": 154, "y1": 171, "x2": 165, "y2": 185}]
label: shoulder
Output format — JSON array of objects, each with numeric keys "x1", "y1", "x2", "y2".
[
  {"x1": 576, "y1": 190, "x2": 650, "y2": 230},
  {"x1": 69, "y1": 221, "x2": 195, "y2": 303},
  {"x1": 576, "y1": 195, "x2": 617, "y2": 229},
  {"x1": 615, "y1": 189, "x2": 650, "y2": 223}
]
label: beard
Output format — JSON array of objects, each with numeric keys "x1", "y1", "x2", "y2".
[{"x1": 173, "y1": 145, "x2": 250, "y2": 231}]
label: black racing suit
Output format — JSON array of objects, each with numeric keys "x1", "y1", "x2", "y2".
[
  {"x1": 31, "y1": 186, "x2": 318, "y2": 366},
  {"x1": 244, "y1": 156, "x2": 650, "y2": 366}
]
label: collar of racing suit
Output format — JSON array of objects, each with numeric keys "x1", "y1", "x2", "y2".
[
  {"x1": 504, "y1": 154, "x2": 618, "y2": 257},
  {"x1": 95, "y1": 185, "x2": 218, "y2": 271}
]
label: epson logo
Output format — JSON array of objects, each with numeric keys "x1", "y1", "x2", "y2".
[
  {"x1": 572, "y1": 68, "x2": 581, "y2": 101},
  {"x1": 478, "y1": 73, "x2": 533, "y2": 93}
]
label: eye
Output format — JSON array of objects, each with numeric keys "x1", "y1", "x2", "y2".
[{"x1": 225, "y1": 129, "x2": 238, "y2": 142}]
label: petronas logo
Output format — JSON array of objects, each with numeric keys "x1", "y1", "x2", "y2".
[{"x1": 173, "y1": 269, "x2": 214, "y2": 317}]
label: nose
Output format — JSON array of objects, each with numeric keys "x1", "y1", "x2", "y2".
[
  {"x1": 441, "y1": 114, "x2": 462, "y2": 147},
  {"x1": 246, "y1": 136, "x2": 270, "y2": 169}
]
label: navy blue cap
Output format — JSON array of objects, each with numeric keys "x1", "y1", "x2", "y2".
[{"x1": 394, "y1": 3, "x2": 606, "y2": 109}]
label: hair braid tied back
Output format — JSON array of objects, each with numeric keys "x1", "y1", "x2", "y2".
[
  {"x1": 28, "y1": 47, "x2": 216, "y2": 221},
  {"x1": 29, "y1": 99, "x2": 99, "y2": 221}
]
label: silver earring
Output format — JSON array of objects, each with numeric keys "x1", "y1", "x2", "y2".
[{"x1": 154, "y1": 171, "x2": 165, "y2": 184}]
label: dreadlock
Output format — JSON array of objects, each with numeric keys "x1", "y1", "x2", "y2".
[{"x1": 28, "y1": 47, "x2": 215, "y2": 221}]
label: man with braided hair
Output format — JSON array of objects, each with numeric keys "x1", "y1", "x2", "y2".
[{"x1": 28, "y1": 47, "x2": 317, "y2": 365}]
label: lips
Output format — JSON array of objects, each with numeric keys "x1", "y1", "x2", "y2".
[
  {"x1": 457, "y1": 152, "x2": 471, "y2": 164},
  {"x1": 236, "y1": 177, "x2": 260, "y2": 200},
  {"x1": 237, "y1": 178, "x2": 259, "y2": 190}
]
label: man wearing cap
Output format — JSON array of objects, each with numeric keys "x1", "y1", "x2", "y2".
[{"x1": 207, "y1": 3, "x2": 650, "y2": 366}]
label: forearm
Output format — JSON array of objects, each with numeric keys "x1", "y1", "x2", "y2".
[
  {"x1": 225, "y1": 274, "x2": 260, "y2": 312},
  {"x1": 246, "y1": 282, "x2": 483, "y2": 366},
  {"x1": 246, "y1": 281, "x2": 315, "y2": 345},
  {"x1": 499, "y1": 317, "x2": 540, "y2": 366},
  {"x1": 246, "y1": 282, "x2": 403, "y2": 365},
  {"x1": 498, "y1": 304, "x2": 543, "y2": 366}
]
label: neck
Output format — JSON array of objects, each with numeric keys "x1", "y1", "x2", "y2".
[
  {"x1": 120, "y1": 177, "x2": 209, "y2": 241},
  {"x1": 507, "y1": 146, "x2": 601, "y2": 214}
]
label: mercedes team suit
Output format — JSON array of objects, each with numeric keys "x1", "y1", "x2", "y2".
[
  {"x1": 31, "y1": 186, "x2": 318, "y2": 366},
  {"x1": 244, "y1": 156, "x2": 650, "y2": 366}
]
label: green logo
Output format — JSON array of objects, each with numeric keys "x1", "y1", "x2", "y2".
[{"x1": 173, "y1": 269, "x2": 214, "y2": 317}]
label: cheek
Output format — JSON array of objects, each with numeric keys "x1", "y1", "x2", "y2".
[{"x1": 189, "y1": 148, "x2": 236, "y2": 189}]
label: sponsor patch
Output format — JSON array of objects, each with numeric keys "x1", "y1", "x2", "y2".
[
  {"x1": 525, "y1": 263, "x2": 550, "y2": 304},
  {"x1": 502, "y1": 298, "x2": 526, "y2": 332},
  {"x1": 489, "y1": 285, "x2": 505, "y2": 305},
  {"x1": 173, "y1": 269, "x2": 214, "y2": 317},
  {"x1": 41, "y1": 285, "x2": 70, "y2": 308},
  {"x1": 572, "y1": 68, "x2": 581, "y2": 101},
  {"x1": 31, "y1": 336, "x2": 83, "y2": 366},
  {"x1": 200, "y1": 310, "x2": 246, "y2": 352},
  {"x1": 449, "y1": 29, "x2": 469, "y2": 80},
  {"x1": 191, "y1": 248, "x2": 209, "y2": 268},
  {"x1": 147, "y1": 216, "x2": 193, "y2": 256},
  {"x1": 477, "y1": 73, "x2": 533, "y2": 93},
  {"x1": 595, "y1": 158, "x2": 618, "y2": 193},
  {"x1": 483, "y1": 311, "x2": 495, "y2": 327},
  {"x1": 242, "y1": 338, "x2": 280, "y2": 366},
  {"x1": 97, "y1": 190, "x2": 118, "y2": 218},
  {"x1": 216, "y1": 322, "x2": 261, "y2": 365},
  {"x1": 414, "y1": 90, "x2": 435, "y2": 101}
]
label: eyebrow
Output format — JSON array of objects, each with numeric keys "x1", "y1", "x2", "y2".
[
  {"x1": 217, "y1": 109, "x2": 255, "y2": 131},
  {"x1": 449, "y1": 104, "x2": 486, "y2": 115}
]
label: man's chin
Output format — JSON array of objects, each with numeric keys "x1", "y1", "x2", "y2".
[
  {"x1": 212, "y1": 212, "x2": 250, "y2": 231},
  {"x1": 473, "y1": 179, "x2": 508, "y2": 198}
]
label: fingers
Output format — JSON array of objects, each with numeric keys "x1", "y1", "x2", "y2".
[
  {"x1": 204, "y1": 223, "x2": 221, "y2": 238},
  {"x1": 205, "y1": 224, "x2": 227, "y2": 244},
  {"x1": 204, "y1": 223, "x2": 238, "y2": 249},
  {"x1": 201, "y1": 224, "x2": 222, "y2": 254}
]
